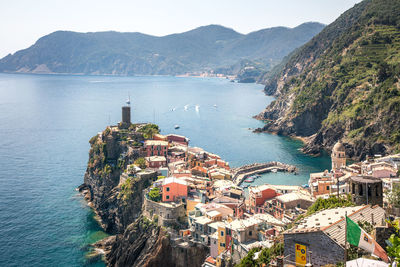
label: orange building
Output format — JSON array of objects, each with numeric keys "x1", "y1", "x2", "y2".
[
  {"x1": 249, "y1": 184, "x2": 278, "y2": 214},
  {"x1": 162, "y1": 177, "x2": 188, "y2": 202}
]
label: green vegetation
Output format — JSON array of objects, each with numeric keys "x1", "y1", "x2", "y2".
[
  {"x1": 236, "y1": 242, "x2": 283, "y2": 267},
  {"x1": 306, "y1": 194, "x2": 354, "y2": 215},
  {"x1": 0, "y1": 24, "x2": 324, "y2": 77},
  {"x1": 388, "y1": 186, "x2": 400, "y2": 207},
  {"x1": 134, "y1": 157, "x2": 147, "y2": 169},
  {"x1": 138, "y1": 124, "x2": 160, "y2": 139},
  {"x1": 287, "y1": 195, "x2": 354, "y2": 229},
  {"x1": 261, "y1": 0, "x2": 400, "y2": 155},
  {"x1": 119, "y1": 178, "x2": 134, "y2": 202},
  {"x1": 148, "y1": 187, "x2": 161, "y2": 202},
  {"x1": 386, "y1": 220, "x2": 400, "y2": 264}
]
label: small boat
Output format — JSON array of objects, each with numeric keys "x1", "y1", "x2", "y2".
[
  {"x1": 213, "y1": 104, "x2": 217, "y2": 108},
  {"x1": 254, "y1": 175, "x2": 261, "y2": 179},
  {"x1": 174, "y1": 125, "x2": 180, "y2": 129},
  {"x1": 244, "y1": 177, "x2": 254, "y2": 183},
  {"x1": 271, "y1": 169, "x2": 278, "y2": 173}
]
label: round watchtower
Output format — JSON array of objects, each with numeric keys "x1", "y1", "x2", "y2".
[
  {"x1": 331, "y1": 141, "x2": 346, "y2": 171},
  {"x1": 121, "y1": 97, "x2": 131, "y2": 128}
]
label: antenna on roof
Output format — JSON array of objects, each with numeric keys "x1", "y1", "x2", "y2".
[{"x1": 126, "y1": 93, "x2": 131, "y2": 105}]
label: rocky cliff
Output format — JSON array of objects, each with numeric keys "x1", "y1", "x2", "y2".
[
  {"x1": 105, "y1": 216, "x2": 209, "y2": 267},
  {"x1": 80, "y1": 125, "x2": 209, "y2": 266},
  {"x1": 79, "y1": 126, "x2": 156, "y2": 233},
  {"x1": 256, "y1": 0, "x2": 400, "y2": 160}
]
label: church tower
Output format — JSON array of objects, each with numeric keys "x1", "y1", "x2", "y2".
[{"x1": 331, "y1": 141, "x2": 346, "y2": 171}]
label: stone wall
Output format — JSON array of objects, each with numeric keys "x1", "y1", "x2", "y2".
[
  {"x1": 143, "y1": 196, "x2": 186, "y2": 227},
  {"x1": 284, "y1": 231, "x2": 344, "y2": 267}
]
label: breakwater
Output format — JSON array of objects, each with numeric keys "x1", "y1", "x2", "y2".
[{"x1": 232, "y1": 161, "x2": 297, "y2": 185}]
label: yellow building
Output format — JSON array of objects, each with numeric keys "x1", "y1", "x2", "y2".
[{"x1": 217, "y1": 226, "x2": 226, "y2": 255}]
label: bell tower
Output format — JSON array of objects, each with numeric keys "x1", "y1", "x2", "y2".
[{"x1": 331, "y1": 141, "x2": 346, "y2": 171}]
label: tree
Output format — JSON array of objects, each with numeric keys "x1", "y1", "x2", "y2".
[
  {"x1": 386, "y1": 220, "x2": 400, "y2": 264},
  {"x1": 134, "y1": 157, "x2": 147, "y2": 169},
  {"x1": 138, "y1": 124, "x2": 160, "y2": 139},
  {"x1": 388, "y1": 186, "x2": 400, "y2": 208},
  {"x1": 148, "y1": 187, "x2": 161, "y2": 202}
]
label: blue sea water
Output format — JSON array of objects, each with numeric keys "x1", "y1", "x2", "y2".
[{"x1": 0, "y1": 73, "x2": 330, "y2": 266}]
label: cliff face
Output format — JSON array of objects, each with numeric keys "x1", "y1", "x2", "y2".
[
  {"x1": 257, "y1": 0, "x2": 400, "y2": 160},
  {"x1": 81, "y1": 126, "x2": 155, "y2": 233},
  {"x1": 106, "y1": 216, "x2": 209, "y2": 267},
  {"x1": 81, "y1": 126, "x2": 209, "y2": 267}
]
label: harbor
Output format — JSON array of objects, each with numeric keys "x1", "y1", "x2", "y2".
[{"x1": 232, "y1": 161, "x2": 297, "y2": 186}]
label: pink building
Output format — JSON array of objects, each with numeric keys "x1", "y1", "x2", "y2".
[
  {"x1": 166, "y1": 134, "x2": 189, "y2": 146},
  {"x1": 371, "y1": 162, "x2": 397, "y2": 178},
  {"x1": 162, "y1": 177, "x2": 188, "y2": 202},
  {"x1": 145, "y1": 156, "x2": 167, "y2": 168},
  {"x1": 144, "y1": 140, "x2": 168, "y2": 157}
]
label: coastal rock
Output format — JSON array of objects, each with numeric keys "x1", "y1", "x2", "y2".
[
  {"x1": 256, "y1": 0, "x2": 400, "y2": 160},
  {"x1": 81, "y1": 127, "x2": 156, "y2": 233},
  {"x1": 106, "y1": 216, "x2": 209, "y2": 267}
]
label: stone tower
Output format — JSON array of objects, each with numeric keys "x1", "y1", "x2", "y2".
[
  {"x1": 121, "y1": 97, "x2": 131, "y2": 128},
  {"x1": 349, "y1": 176, "x2": 383, "y2": 206},
  {"x1": 331, "y1": 141, "x2": 346, "y2": 171}
]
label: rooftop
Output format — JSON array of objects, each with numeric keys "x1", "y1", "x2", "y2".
[
  {"x1": 285, "y1": 205, "x2": 386, "y2": 248},
  {"x1": 350, "y1": 175, "x2": 382, "y2": 183},
  {"x1": 163, "y1": 177, "x2": 188, "y2": 186},
  {"x1": 144, "y1": 140, "x2": 168, "y2": 146},
  {"x1": 145, "y1": 156, "x2": 166, "y2": 162},
  {"x1": 275, "y1": 191, "x2": 313, "y2": 203}
]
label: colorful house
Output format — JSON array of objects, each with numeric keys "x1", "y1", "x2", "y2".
[
  {"x1": 144, "y1": 140, "x2": 168, "y2": 157},
  {"x1": 248, "y1": 184, "x2": 278, "y2": 214},
  {"x1": 166, "y1": 134, "x2": 189, "y2": 146},
  {"x1": 162, "y1": 177, "x2": 188, "y2": 202},
  {"x1": 145, "y1": 156, "x2": 167, "y2": 168}
]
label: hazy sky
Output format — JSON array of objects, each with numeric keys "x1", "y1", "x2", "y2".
[{"x1": 0, "y1": 0, "x2": 362, "y2": 58}]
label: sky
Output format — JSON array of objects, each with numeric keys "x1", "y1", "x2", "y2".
[{"x1": 0, "y1": 0, "x2": 363, "y2": 58}]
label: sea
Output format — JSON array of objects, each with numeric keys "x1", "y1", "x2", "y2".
[{"x1": 0, "y1": 73, "x2": 330, "y2": 266}]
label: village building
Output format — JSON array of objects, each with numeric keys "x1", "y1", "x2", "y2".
[
  {"x1": 144, "y1": 140, "x2": 168, "y2": 157},
  {"x1": 166, "y1": 134, "x2": 189, "y2": 146},
  {"x1": 248, "y1": 184, "x2": 278, "y2": 214},
  {"x1": 265, "y1": 191, "x2": 314, "y2": 219},
  {"x1": 349, "y1": 176, "x2": 383, "y2": 206},
  {"x1": 283, "y1": 205, "x2": 386, "y2": 266},
  {"x1": 162, "y1": 177, "x2": 188, "y2": 202},
  {"x1": 145, "y1": 155, "x2": 167, "y2": 168}
]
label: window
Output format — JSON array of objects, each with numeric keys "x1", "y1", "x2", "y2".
[
  {"x1": 368, "y1": 185, "x2": 371, "y2": 196},
  {"x1": 220, "y1": 231, "x2": 224, "y2": 236},
  {"x1": 166, "y1": 195, "x2": 170, "y2": 200},
  {"x1": 166, "y1": 187, "x2": 170, "y2": 192},
  {"x1": 249, "y1": 231, "x2": 252, "y2": 236},
  {"x1": 297, "y1": 204, "x2": 301, "y2": 208},
  {"x1": 326, "y1": 186, "x2": 330, "y2": 190},
  {"x1": 376, "y1": 185, "x2": 380, "y2": 196},
  {"x1": 359, "y1": 184, "x2": 363, "y2": 196},
  {"x1": 352, "y1": 184, "x2": 355, "y2": 194}
]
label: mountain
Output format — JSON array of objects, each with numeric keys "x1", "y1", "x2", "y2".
[
  {"x1": 0, "y1": 23, "x2": 325, "y2": 76},
  {"x1": 256, "y1": 0, "x2": 400, "y2": 159}
]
